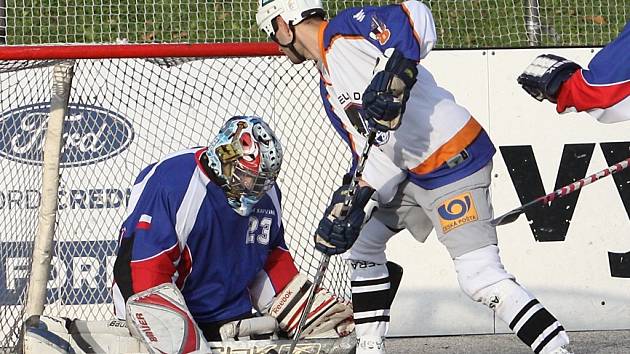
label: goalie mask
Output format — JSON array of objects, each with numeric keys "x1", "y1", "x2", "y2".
[{"x1": 205, "y1": 116, "x2": 283, "y2": 216}]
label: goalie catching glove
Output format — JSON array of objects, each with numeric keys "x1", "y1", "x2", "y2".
[
  {"x1": 362, "y1": 48, "x2": 418, "y2": 131},
  {"x1": 517, "y1": 54, "x2": 581, "y2": 103},
  {"x1": 268, "y1": 273, "x2": 354, "y2": 338},
  {"x1": 315, "y1": 181, "x2": 375, "y2": 255}
]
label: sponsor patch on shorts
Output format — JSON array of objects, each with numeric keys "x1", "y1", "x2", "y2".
[{"x1": 437, "y1": 192, "x2": 478, "y2": 233}]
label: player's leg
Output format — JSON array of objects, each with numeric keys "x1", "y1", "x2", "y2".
[
  {"x1": 421, "y1": 161, "x2": 571, "y2": 354},
  {"x1": 343, "y1": 188, "x2": 432, "y2": 353},
  {"x1": 454, "y1": 246, "x2": 571, "y2": 353}
]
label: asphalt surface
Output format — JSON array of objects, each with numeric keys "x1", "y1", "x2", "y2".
[{"x1": 385, "y1": 330, "x2": 630, "y2": 353}]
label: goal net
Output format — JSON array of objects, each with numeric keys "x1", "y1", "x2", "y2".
[{"x1": 0, "y1": 44, "x2": 351, "y2": 349}]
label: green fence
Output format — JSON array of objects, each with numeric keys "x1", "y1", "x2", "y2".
[{"x1": 3, "y1": 0, "x2": 628, "y2": 47}]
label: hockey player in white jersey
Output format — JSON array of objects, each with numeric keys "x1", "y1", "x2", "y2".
[{"x1": 257, "y1": 1, "x2": 573, "y2": 353}]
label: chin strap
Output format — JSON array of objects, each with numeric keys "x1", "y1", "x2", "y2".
[{"x1": 278, "y1": 24, "x2": 306, "y2": 63}]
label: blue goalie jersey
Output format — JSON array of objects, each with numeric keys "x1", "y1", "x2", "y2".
[{"x1": 112, "y1": 147, "x2": 287, "y2": 324}]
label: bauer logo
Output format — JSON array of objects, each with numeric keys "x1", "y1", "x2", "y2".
[
  {"x1": 0, "y1": 103, "x2": 134, "y2": 167},
  {"x1": 437, "y1": 192, "x2": 478, "y2": 233}
]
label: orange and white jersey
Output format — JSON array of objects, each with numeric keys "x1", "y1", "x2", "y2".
[{"x1": 317, "y1": 0, "x2": 495, "y2": 198}]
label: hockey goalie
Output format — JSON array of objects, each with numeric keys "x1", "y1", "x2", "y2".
[{"x1": 22, "y1": 116, "x2": 354, "y2": 354}]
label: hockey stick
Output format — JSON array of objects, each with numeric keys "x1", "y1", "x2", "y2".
[
  {"x1": 491, "y1": 157, "x2": 630, "y2": 226},
  {"x1": 288, "y1": 129, "x2": 378, "y2": 354}
]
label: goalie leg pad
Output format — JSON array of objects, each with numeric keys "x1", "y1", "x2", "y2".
[
  {"x1": 219, "y1": 315, "x2": 278, "y2": 341},
  {"x1": 455, "y1": 246, "x2": 569, "y2": 353},
  {"x1": 21, "y1": 316, "x2": 145, "y2": 354},
  {"x1": 126, "y1": 283, "x2": 210, "y2": 354},
  {"x1": 267, "y1": 273, "x2": 353, "y2": 339}
]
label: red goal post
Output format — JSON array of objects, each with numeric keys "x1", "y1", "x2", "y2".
[{"x1": 0, "y1": 43, "x2": 351, "y2": 350}]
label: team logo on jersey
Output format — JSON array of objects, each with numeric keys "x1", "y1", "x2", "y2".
[
  {"x1": 353, "y1": 9, "x2": 366, "y2": 22},
  {"x1": 369, "y1": 15, "x2": 391, "y2": 45},
  {"x1": 374, "y1": 131, "x2": 390, "y2": 146},
  {"x1": 437, "y1": 192, "x2": 478, "y2": 233}
]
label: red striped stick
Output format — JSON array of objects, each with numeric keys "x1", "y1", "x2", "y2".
[{"x1": 491, "y1": 157, "x2": 630, "y2": 226}]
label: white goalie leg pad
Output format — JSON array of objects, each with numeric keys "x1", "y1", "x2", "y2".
[
  {"x1": 455, "y1": 245, "x2": 569, "y2": 353},
  {"x1": 267, "y1": 273, "x2": 353, "y2": 339},
  {"x1": 219, "y1": 315, "x2": 278, "y2": 341},
  {"x1": 126, "y1": 283, "x2": 210, "y2": 354},
  {"x1": 22, "y1": 316, "x2": 146, "y2": 354},
  {"x1": 22, "y1": 316, "x2": 74, "y2": 354}
]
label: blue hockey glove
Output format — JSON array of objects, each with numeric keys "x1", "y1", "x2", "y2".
[
  {"x1": 315, "y1": 183, "x2": 375, "y2": 255},
  {"x1": 517, "y1": 54, "x2": 581, "y2": 103},
  {"x1": 362, "y1": 48, "x2": 418, "y2": 132}
]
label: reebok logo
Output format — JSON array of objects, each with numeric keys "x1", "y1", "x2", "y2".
[{"x1": 271, "y1": 289, "x2": 293, "y2": 314}]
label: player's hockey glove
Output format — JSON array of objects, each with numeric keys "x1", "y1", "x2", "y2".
[
  {"x1": 315, "y1": 182, "x2": 375, "y2": 255},
  {"x1": 362, "y1": 48, "x2": 418, "y2": 131},
  {"x1": 517, "y1": 54, "x2": 581, "y2": 103}
]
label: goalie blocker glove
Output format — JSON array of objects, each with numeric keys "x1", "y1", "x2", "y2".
[
  {"x1": 517, "y1": 54, "x2": 581, "y2": 103},
  {"x1": 268, "y1": 273, "x2": 354, "y2": 338},
  {"x1": 315, "y1": 182, "x2": 375, "y2": 255},
  {"x1": 362, "y1": 48, "x2": 418, "y2": 131}
]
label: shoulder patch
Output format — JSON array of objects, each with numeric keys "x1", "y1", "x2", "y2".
[
  {"x1": 353, "y1": 9, "x2": 366, "y2": 22},
  {"x1": 369, "y1": 15, "x2": 391, "y2": 45}
]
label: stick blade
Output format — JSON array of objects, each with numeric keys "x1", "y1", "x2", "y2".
[
  {"x1": 208, "y1": 332, "x2": 357, "y2": 353},
  {"x1": 491, "y1": 208, "x2": 524, "y2": 226}
]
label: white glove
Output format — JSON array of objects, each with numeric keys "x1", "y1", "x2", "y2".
[{"x1": 267, "y1": 274, "x2": 354, "y2": 338}]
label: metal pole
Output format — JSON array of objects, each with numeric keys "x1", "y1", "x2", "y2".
[
  {"x1": 0, "y1": 0, "x2": 6, "y2": 44},
  {"x1": 525, "y1": 0, "x2": 541, "y2": 46},
  {"x1": 24, "y1": 61, "x2": 75, "y2": 322}
]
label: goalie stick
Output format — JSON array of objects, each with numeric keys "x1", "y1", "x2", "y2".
[
  {"x1": 491, "y1": 157, "x2": 630, "y2": 226},
  {"x1": 289, "y1": 130, "x2": 378, "y2": 354}
]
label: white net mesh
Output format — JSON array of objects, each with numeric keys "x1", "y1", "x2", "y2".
[
  {"x1": 0, "y1": 55, "x2": 350, "y2": 349},
  {"x1": 1, "y1": 0, "x2": 627, "y2": 47}
]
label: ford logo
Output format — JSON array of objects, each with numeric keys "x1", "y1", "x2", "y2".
[{"x1": 0, "y1": 103, "x2": 134, "y2": 167}]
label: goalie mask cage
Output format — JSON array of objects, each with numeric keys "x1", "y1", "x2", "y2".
[{"x1": 0, "y1": 43, "x2": 353, "y2": 350}]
